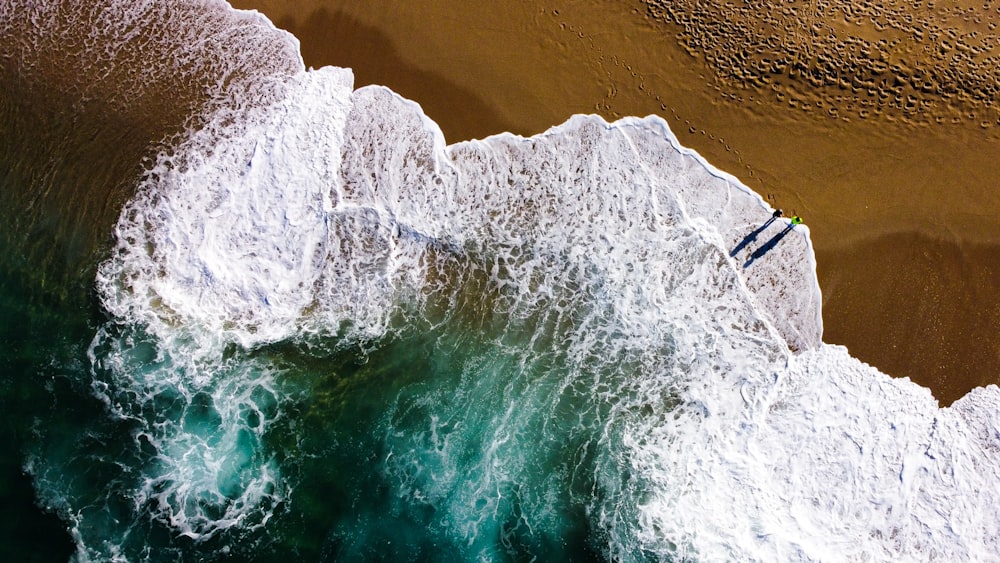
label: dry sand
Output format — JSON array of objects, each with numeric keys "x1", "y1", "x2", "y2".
[{"x1": 230, "y1": 0, "x2": 998, "y2": 405}]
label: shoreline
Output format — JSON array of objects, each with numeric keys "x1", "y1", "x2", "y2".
[{"x1": 229, "y1": 0, "x2": 999, "y2": 404}]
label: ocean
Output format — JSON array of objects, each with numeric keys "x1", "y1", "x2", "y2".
[{"x1": 2, "y1": 1, "x2": 999, "y2": 561}]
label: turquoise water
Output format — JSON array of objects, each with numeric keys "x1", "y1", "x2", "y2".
[
  {"x1": 1, "y1": 252, "x2": 651, "y2": 560},
  {"x1": 52, "y1": 213, "x2": 678, "y2": 561},
  {"x1": 4, "y1": 1, "x2": 1000, "y2": 561}
]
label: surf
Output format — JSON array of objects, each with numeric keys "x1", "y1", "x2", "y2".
[{"x1": 3, "y1": 1, "x2": 998, "y2": 561}]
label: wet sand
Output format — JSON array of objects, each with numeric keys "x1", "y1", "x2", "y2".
[{"x1": 230, "y1": 0, "x2": 999, "y2": 405}]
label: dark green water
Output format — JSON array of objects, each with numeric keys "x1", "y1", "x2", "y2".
[
  {"x1": 0, "y1": 262, "x2": 638, "y2": 561},
  {"x1": 8, "y1": 2, "x2": 998, "y2": 562},
  {"x1": 0, "y1": 2, "x2": 301, "y2": 558},
  {"x1": 0, "y1": 2, "x2": 772, "y2": 556},
  {"x1": 0, "y1": 262, "x2": 91, "y2": 561}
]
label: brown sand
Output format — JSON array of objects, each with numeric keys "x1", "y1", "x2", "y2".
[{"x1": 230, "y1": 0, "x2": 999, "y2": 405}]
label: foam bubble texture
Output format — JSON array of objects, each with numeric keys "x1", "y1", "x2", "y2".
[
  {"x1": 628, "y1": 345, "x2": 1000, "y2": 561},
  {"x1": 87, "y1": 325, "x2": 289, "y2": 542},
  {"x1": 98, "y1": 66, "x2": 354, "y2": 349},
  {"x1": 83, "y1": 55, "x2": 1000, "y2": 561}
]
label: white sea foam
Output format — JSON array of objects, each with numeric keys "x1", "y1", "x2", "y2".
[
  {"x1": 87, "y1": 326, "x2": 289, "y2": 541},
  {"x1": 82, "y1": 23, "x2": 1000, "y2": 562},
  {"x1": 98, "y1": 66, "x2": 354, "y2": 350},
  {"x1": 626, "y1": 346, "x2": 1000, "y2": 561},
  {"x1": 68, "y1": 65, "x2": 356, "y2": 557}
]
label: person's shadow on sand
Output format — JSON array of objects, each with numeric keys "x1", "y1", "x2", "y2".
[
  {"x1": 730, "y1": 215, "x2": 779, "y2": 257},
  {"x1": 742, "y1": 223, "x2": 797, "y2": 268}
]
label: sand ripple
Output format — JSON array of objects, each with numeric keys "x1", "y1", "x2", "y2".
[{"x1": 645, "y1": 0, "x2": 1000, "y2": 127}]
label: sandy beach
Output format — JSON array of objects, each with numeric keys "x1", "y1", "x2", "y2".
[{"x1": 230, "y1": 0, "x2": 998, "y2": 404}]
